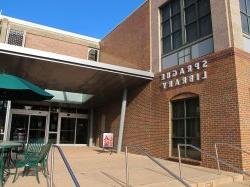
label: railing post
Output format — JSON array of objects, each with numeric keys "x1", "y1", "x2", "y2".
[
  {"x1": 215, "y1": 144, "x2": 221, "y2": 175},
  {"x1": 50, "y1": 146, "x2": 55, "y2": 187},
  {"x1": 178, "y1": 144, "x2": 182, "y2": 179},
  {"x1": 125, "y1": 146, "x2": 129, "y2": 187}
]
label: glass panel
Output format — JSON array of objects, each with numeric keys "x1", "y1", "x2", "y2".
[
  {"x1": 163, "y1": 36, "x2": 171, "y2": 54},
  {"x1": 172, "y1": 119, "x2": 185, "y2": 137},
  {"x1": 184, "y1": 0, "x2": 196, "y2": 7},
  {"x1": 179, "y1": 57, "x2": 185, "y2": 64},
  {"x1": 186, "y1": 138, "x2": 201, "y2": 160},
  {"x1": 185, "y1": 5, "x2": 196, "y2": 24},
  {"x1": 184, "y1": 55, "x2": 191, "y2": 62},
  {"x1": 240, "y1": 0, "x2": 247, "y2": 13},
  {"x1": 29, "y1": 116, "x2": 46, "y2": 141},
  {"x1": 172, "y1": 138, "x2": 185, "y2": 157},
  {"x1": 48, "y1": 133, "x2": 57, "y2": 144},
  {"x1": 191, "y1": 37, "x2": 214, "y2": 58},
  {"x1": 173, "y1": 31, "x2": 182, "y2": 49},
  {"x1": 76, "y1": 119, "x2": 88, "y2": 144},
  {"x1": 198, "y1": 0, "x2": 210, "y2": 17},
  {"x1": 49, "y1": 113, "x2": 58, "y2": 132},
  {"x1": 172, "y1": 100, "x2": 185, "y2": 118},
  {"x1": 247, "y1": 0, "x2": 250, "y2": 14},
  {"x1": 199, "y1": 15, "x2": 212, "y2": 37},
  {"x1": 162, "y1": 53, "x2": 178, "y2": 69},
  {"x1": 241, "y1": 13, "x2": 249, "y2": 33},
  {"x1": 172, "y1": 14, "x2": 181, "y2": 32},
  {"x1": 186, "y1": 98, "x2": 200, "y2": 117},
  {"x1": 186, "y1": 118, "x2": 200, "y2": 138},
  {"x1": 162, "y1": 20, "x2": 171, "y2": 37},
  {"x1": 186, "y1": 22, "x2": 198, "y2": 42},
  {"x1": 162, "y1": 4, "x2": 170, "y2": 21},
  {"x1": 171, "y1": 0, "x2": 180, "y2": 15},
  {"x1": 60, "y1": 118, "x2": 76, "y2": 144},
  {"x1": 0, "y1": 101, "x2": 6, "y2": 140},
  {"x1": 10, "y1": 114, "x2": 29, "y2": 141}
]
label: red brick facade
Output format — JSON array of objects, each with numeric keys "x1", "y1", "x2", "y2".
[{"x1": 94, "y1": 47, "x2": 250, "y2": 173}]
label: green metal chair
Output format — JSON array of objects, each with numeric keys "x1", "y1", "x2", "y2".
[
  {"x1": 0, "y1": 148, "x2": 7, "y2": 187},
  {"x1": 15, "y1": 138, "x2": 44, "y2": 160},
  {"x1": 12, "y1": 143, "x2": 51, "y2": 184}
]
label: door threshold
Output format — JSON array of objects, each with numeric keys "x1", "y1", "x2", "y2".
[{"x1": 55, "y1": 144, "x2": 88, "y2": 147}]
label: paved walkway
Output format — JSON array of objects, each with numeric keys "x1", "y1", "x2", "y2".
[{"x1": 4, "y1": 147, "x2": 247, "y2": 187}]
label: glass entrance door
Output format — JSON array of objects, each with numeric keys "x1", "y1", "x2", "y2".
[
  {"x1": 60, "y1": 118, "x2": 76, "y2": 144},
  {"x1": 58, "y1": 114, "x2": 88, "y2": 145},
  {"x1": 9, "y1": 110, "x2": 48, "y2": 143},
  {"x1": 76, "y1": 118, "x2": 88, "y2": 144},
  {"x1": 28, "y1": 116, "x2": 46, "y2": 140}
]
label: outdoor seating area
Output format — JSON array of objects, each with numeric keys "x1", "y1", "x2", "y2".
[{"x1": 0, "y1": 139, "x2": 51, "y2": 186}]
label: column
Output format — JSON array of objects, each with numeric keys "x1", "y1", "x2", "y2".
[{"x1": 117, "y1": 88, "x2": 127, "y2": 153}]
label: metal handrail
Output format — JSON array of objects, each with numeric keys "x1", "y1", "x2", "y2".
[
  {"x1": 215, "y1": 143, "x2": 250, "y2": 174},
  {"x1": 125, "y1": 145, "x2": 191, "y2": 187},
  {"x1": 49, "y1": 145, "x2": 80, "y2": 187},
  {"x1": 177, "y1": 144, "x2": 250, "y2": 179}
]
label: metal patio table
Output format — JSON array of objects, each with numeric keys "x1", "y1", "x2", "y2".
[{"x1": 0, "y1": 141, "x2": 23, "y2": 168}]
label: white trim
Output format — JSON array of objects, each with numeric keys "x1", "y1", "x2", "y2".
[
  {"x1": 0, "y1": 15, "x2": 100, "y2": 43},
  {"x1": 0, "y1": 43, "x2": 154, "y2": 79}
]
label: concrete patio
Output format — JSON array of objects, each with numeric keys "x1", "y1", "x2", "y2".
[{"x1": 4, "y1": 147, "x2": 248, "y2": 187}]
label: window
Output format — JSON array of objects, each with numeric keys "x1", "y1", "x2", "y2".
[
  {"x1": 88, "y1": 48, "x2": 99, "y2": 62},
  {"x1": 161, "y1": 0, "x2": 212, "y2": 55},
  {"x1": 172, "y1": 97, "x2": 201, "y2": 160},
  {"x1": 240, "y1": 0, "x2": 250, "y2": 34},
  {"x1": 6, "y1": 29, "x2": 25, "y2": 47}
]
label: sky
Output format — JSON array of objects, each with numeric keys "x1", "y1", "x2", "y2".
[{"x1": 0, "y1": 1, "x2": 145, "y2": 39}]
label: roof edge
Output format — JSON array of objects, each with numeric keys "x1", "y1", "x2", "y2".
[{"x1": 0, "y1": 15, "x2": 101, "y2": 43}]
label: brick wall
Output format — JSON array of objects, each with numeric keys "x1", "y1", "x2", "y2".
[
  {"x1": 25, "y1": 33, "x2": 89, "y2": 59},
  {"x1": 94, "y1": 48, "x2": 249, "y2": 172},
  {"x1": 234, "y1": 49, "x2": 250, "y2": 172},
  {"x1": 99, "y1": 1, "x2": 150, "y2": 71}
]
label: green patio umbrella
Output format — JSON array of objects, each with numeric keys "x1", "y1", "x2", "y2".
[{"x1": 0, "y1": 74, "x2": 54, "y2": 101}]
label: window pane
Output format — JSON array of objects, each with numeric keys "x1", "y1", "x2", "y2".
[
  {"x1": 186, "y1": 98, "x2": 200, "y2": 117},
  {"x1": 186, "y1": 22, "x2": 198, "y2": 42},
  {"x1": 184, "y1": 0, "x2": 196, "y2": 7},
  {"x1": 173, "y1": 100, "x2": 185, "y2": 118},
  {"x1": 198, "y1": 0, "x2": 210, "y2": 17},
  {"x1": 240, "y1": 0, "x2": 247, "y2": 13},
  {"x1": 162, "y1": 4, "x2": 170, "y2": 21},
  {"x1": 241, "y1": 13, "x2": 249, "y2": 33},
  {"x1": 173, "y1": 101, "x2": 184, "y2": 118},
  {"x1": 186, "y1": 138, "x2": 201, "y2": 160},
  {"x1": 172, "y1": 138, "x2": 185, "y2": 157},
  {"x1": 199, "y1": 15, "x2": 212, "y2": 37},
  {"x1": 172, "y1": 14, "x2": 181, "y2": 31},
  {"x1": 247, "y1": 0, "x2": 250, "y2": 14},
  {"x1": 173, "y1": 31, "x2": 182, "y2": 49},
  {"x1": 179, "y1": 57, "x2": 185, "y2": 64},
  {"x1": 186, "y1": 118, "x2": 200, "y2": 138},
  {"x1": 171, "y1": 0, "x2": 180, "y2": 15},
  {"x1": 173, "y1": 120, "x2": 185, "y2": 137},
  {"x1": 162, "y1": 36, "x2": 171, "y2": 54},
  {"x1": 162, "y1": 20, "x2": 171, "y2": 37},
  {"x1": 185, "y1": 5, "x2": 196, "y2": 24}
]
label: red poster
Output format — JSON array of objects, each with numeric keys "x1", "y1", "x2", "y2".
[{"x1": 103, "y1": 133, "x2": 113, "y2": 148}]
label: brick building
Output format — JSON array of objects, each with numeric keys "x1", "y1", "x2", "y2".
[{"x1": 0, "y1": 0, "x2": 250, "y2": 173}]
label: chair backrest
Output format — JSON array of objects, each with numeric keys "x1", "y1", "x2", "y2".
[
  {"x1": 26, "y1": 138, "x2": 44, "y2": 153},
  {"x1": 38, "y1": 143, "x2": 52, "y2": 163}
]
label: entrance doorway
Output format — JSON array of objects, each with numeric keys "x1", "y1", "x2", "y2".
[
  {"x1": 9, "y1": 109, "x2": 49, "y2": 143},
  {"x1": 8, "y1": 108, "x2": 89, "y2": 145},
  {"x1": 57, "y1": 113, "x2": 88, "y2": 145}
]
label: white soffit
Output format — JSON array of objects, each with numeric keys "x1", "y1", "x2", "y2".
[{"x1": 0, "y1": 43, "x2": 154, "y2": 79}]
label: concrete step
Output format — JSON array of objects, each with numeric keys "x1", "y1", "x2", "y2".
[{"x1": 217, "y1": 181, "x2": 250, "y2": 187}]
